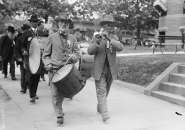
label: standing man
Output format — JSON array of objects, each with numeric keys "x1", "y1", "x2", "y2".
[
  {"x1": 43, "y1": 15, "x2": 79, "y2": 127},
  {"x1": 14, "y1": 24, "x2": 31, "y2": 94},
  {"x1": 0, "y1": 26, "x2": 16, "y2": 80},
  {"x1": 21, "y1": 14, "x2": 41, "y2": 103},
  {"x1": 88, "y1": 18, "x2": 123, "y2": 123}
]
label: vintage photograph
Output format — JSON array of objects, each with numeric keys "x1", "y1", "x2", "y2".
[{"x1": 0, "y1": 0, "x2": 185, "y2": 129}]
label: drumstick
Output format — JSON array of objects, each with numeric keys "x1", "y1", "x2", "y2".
[{"x1": 65, "y1": 56, "x2": 71, "y2": 65}]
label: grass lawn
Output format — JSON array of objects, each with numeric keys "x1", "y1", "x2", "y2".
[{"x1": 117, "y1": 54, "x2": 185, "y2": 87}]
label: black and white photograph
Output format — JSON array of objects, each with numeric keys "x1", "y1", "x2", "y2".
[{"x1": 0, "y1": 0, "x2": 185, "y2": 129}]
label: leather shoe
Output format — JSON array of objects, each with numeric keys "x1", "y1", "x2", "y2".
[
  {"x1": 30, "y1": 98, "x2": 36, "y2": 103},
  {"x1": 20, "y1": 90, "x2": 26, "y2": 94},
  {"x1": 35, "y1": 96, "x2": 39, "y2": 100},
  {"x1": 11, "y1": 77, "x2": 17, "y2": 80},
  {"x1": 4, "y1": 75, "x2": 7, "y2": 78},
  {"x1": 57, "y1": 116, "x2": 64, "y2": 127}
]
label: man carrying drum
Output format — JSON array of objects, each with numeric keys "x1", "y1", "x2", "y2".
[
  {"x1": 43, "y1": 15, "x2": 79, "y2": 127},
  {"x1": 21, "y1": 14, "x2": 41, "y2": 103},
  {"x1": 88, "y1": 15, "x2": 123, "y2": 123}
]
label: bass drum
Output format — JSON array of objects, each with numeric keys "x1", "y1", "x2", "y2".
[
  {"x1": 79, "y1": 54, "x2": 94, "y2": 80},
  {"x1": 51, "y1": 64, "x2": 86, "y2": 98},
  {"x1": 28, "y1": 37, "x2": 42, "y2": 74}
]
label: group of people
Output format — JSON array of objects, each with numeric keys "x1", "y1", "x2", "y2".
[{"x1": 0, "y1": 13, "x2": 123, "y2": 127}]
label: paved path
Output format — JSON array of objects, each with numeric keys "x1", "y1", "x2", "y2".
[{"x1": 0, "y1": 68, "x2": 185, "y2": 130}]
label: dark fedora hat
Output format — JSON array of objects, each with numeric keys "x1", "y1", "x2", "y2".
[
  {"x1": 7, "y1": 26, "x2": 15, "y2": 33},
  {"x1": 28, "y1": 14, "x2": 40, "y2": 22},
  {"x1": 21, "y1": 24, "x2": 31, "y2": 31}
]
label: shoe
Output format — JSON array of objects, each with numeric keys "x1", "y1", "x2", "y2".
[
  {"x1": 20, "y1": 90, "x2": 26, "y2": 94},
  {"x1": 35, "y1": 96, "x2": 39, "y2": 100},
  {"x1": 102, "y1": 113, "x2": 110, "y2": 124},
  {"x1": 30, "y1": 98, "x2": 36, "y2": 103},
  {"x1": 4, "y1": 75, "x2": 7, "y2": 78},
  {"x1": 103, "y1": 117, "x2": 110, "y2": 124},
  {"x1": 11, "y1": 77, "x2": 17, "y2": 80},
  {"x1": 57, "y1": 116, "x2": 64, "y2": 127}
]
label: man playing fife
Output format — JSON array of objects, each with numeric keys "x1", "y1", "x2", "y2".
[{"x1": 88, "y1": 20, "x2": 123, "y2": 123}]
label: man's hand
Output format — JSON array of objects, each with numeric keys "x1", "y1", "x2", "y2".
[
  {"x1": 17, "y1": 58, "x2": 23, "y2": 62},
  {"x1": 68, "y1": 54, "x2": 78, "y2": 64},
  {"x1": 22, "y1": 50, "x2": 28, "y2": 56},
  {"x1": 45, "y1": 64, "x2": 52, "y2": 71}
]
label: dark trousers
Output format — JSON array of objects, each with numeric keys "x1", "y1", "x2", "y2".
[
  {"x1": 2, "y1": 57, "x2": 15, "y2": 77},
  {"x1": 20, "y1": 64, "x2": 28, "y2": 92},
  {"x1": 28, "y1": 73, "x2": 40, "y2": 98}
]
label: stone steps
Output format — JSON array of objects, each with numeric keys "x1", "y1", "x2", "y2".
[
  {"x1": 177, "y1": 64, "x2": 185, "y2": 74},
  {"x1": 169, "y1": 73, "x2": 185, "y2": 85},
  {"x1": 159, "y1": 82, "x2": 185, "y2": 96},
  {"x1": 151, "y1": 91, "x2": 185, "y2": 107},
  {"x1": 151, "y1": 64, "x2": 185, "y2": 107}
]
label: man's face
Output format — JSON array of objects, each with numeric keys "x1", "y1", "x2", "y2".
[
  {"x1": 7, "y1": 32, "x2": 15, "y2": 40},
  {"x1": 75, "y1": 31, "x2": 82, "y2": 39},
  {"x1": 58, "y1": 21, "x2": 69, "y2": 35},
  {"x1": 31, "y1": 22, "x2": 38, "y2": 28},
  {"x1": 103, "y1": 25, "x2": 112, "y2": 33}
]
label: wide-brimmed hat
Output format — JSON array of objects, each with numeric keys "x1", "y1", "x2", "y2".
[
  {"x1": 28, "y1": 14, "x2": 40, "y2": 22},
  {"x1": 7, "y1": 26, "x2": 15, "y2": 33},
  {"x1": 54, "y1": 15, "x2": 73, "y2": 29}
]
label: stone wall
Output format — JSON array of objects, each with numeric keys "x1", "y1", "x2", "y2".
[{"x1": 158, "y1": 0, "x2": 185, "y2": 37}]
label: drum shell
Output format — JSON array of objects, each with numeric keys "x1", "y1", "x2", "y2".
[
  {"x1": 28, "y1": 38, "x2": 42, "y2": 74},
  {"x1": 53, "y1": 65, "x2": 85, "y2": 98},
  {"x1": 79, "y1": 54, "x2": 94, "y2": 79}
]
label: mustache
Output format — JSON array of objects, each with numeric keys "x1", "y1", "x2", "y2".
[{"x1": 59, "y1": 30, "x2": 68, "y2": 39}]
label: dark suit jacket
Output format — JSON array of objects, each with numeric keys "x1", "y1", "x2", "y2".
[
  {"x1": 14, "y1": 33, "x2": 23, "y2": 62},
  {"x1": 88, "y1": 38, "x2": 123, "y2": 80},
  {"x1": 0, "y1": 35, "x2": 14, "y2": 60}
]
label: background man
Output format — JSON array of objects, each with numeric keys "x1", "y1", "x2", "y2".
[
  {"x1": 14, "y1": 24, "x2": 31, "y2": 94},
  {"x1": 88, "y1": 19, "x2": 123, "y2": 123},
  {"x1": 0, "y1": 26, "x2": 16, "y2": 80}
]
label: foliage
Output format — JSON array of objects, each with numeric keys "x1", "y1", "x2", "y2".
[{"x1": 0, "y1": 0, "x2": 159, "y2": 33}]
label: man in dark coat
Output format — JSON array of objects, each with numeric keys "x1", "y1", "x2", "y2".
[
  {"x1": 0, "y1": 26, "x2": 16, "y2": 80},
  {"x1": 14, "y1": 24, "x2": 31, "y2": 94},
  {"x1": 21, "y1": 14, "x2": 41, "y2": 103}
]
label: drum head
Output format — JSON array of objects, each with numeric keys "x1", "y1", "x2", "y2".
[
  {"x1": 29, "y1": 38, "x2": 41, "y2": 74},
  {"x1": 52, "y1": 64, "x2": 73, "y2": 83}
]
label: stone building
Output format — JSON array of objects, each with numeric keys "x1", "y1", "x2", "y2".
[{"x1": 154, "y1": 0, "x2": 185, "y2": 42}]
